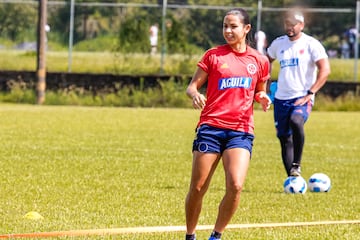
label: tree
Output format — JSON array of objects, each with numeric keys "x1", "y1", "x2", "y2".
[
  {"x1": 1, "y1": 0, "x2": 357, "y2": 54},
  {"x1": 49, "y1": 0, "x2": 122, "y2": 45},
  {"x1": 0, "y1": 3, "x2": 37, "y2": 42},
  {"x1": 118, "y1": 12, "x2": 150, "y2": 53}
]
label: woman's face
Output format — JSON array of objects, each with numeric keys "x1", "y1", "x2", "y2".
[{"x1": 223, "y1": 14, "x2": 251, "y2": 45}]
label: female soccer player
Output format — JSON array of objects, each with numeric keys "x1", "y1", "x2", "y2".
[{"x1": 184, "y1": 8, "x2": 271, "y2": 240}]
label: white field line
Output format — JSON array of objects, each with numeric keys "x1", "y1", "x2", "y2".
[{"x1": 0, "y1": 220, "x2": 359, "y2": 238}]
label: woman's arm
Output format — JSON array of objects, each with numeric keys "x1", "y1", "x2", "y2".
[
  {"x1": 186, "y1": 67, "x2": 208, "y2": 109},
  {"x1": 254, "y1": 80, "x2": 272, "y2": 112}
]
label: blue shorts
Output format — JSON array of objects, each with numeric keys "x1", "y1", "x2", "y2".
[
  {"x1": 192, "y1": 124, "x2": 254, "y2": 155},
  {"x1": 274, "y1": 97, "x2": 313, "y2": 137}
]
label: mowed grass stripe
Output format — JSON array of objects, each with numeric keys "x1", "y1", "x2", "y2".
[
  {"x1": 0, "y1": 220, "x2": 360, "y2": 238},
  {"x1": 0, "y1": 104, "x2": 359, "y2": 239}
]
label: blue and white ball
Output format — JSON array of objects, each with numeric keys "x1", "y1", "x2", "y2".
[
  {"x1": 308, "y1": 173, "x2": 331, "y2": 192},
  {"x1": 283, "y1": 176, "x2": 307, "y2": 194}
]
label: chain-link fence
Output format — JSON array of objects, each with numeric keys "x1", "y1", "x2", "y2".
[
  {"x1": 0, "y1": 1, "x2": 357, "y2": 52},
  {"x1": 1, "y1": 0, "x2": 359, "y2": 79}
]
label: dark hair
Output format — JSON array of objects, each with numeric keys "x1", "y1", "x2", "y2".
[
  {"x1": 226, "y1": 8, "x2": 250, "y2": 25},
  {"x1": 225, "y1": 8, "x2": 254, "y2": 46}
]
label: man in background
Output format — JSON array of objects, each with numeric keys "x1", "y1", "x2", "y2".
[
  {"x1": 149, "y1": 23, "x2": 159, "y2": 55},
  {"x1": 255, "y1": 30, "x2": 267, "y2": 55},
  {"x1": 266, "y1": 8, "x2": 330, "y2": 177}
]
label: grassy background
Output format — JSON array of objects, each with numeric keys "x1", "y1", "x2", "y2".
[
  {"x1": 0, "y1": 104, "x2": 359, "y2": 239},
  {"x1": 1, "y1": 50, "x2": 360, "y2": 80},
  {"x1": 0, "y1": 50, "x2": 199, "y2": 75}
]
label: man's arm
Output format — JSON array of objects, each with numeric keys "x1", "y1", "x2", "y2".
[
  {"x1": 294, "y1": 57, "x2": 331, "y2": 106},
  {"x1": 309, "y1": 58, "x2": 331, "y2": 94},
  {"x1": 266, "y1": 55, "x2": 275, "y2": 94}
]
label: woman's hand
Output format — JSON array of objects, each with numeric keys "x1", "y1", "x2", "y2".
[
  {"x1": 192, "y1": 93, "x2": 207, "y2": 109},
  {"x1": 255, "y1": 91, "x2": 272, "y2": 112}
]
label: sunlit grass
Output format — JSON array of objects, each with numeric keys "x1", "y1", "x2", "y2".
[
  {"x1": 0, "y1": 50, "x2": 201, "y2": 75},
  {"x1": 1, "y1": 49, "x2": 360, "y2": 81},
  {"x1": 328, "y1": 58, "x2": 360, "y2": 82},
  {"x1": 0, "y1": 104, "x2": 359, "y2": 239}
]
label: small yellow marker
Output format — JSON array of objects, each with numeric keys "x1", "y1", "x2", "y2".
[{"x1": 23, "y1": 211, "x2": 44, "y2": 220}]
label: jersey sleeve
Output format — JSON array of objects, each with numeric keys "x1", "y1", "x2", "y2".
[
  {"x1": 197, "y1": 48, "x2": 214, "y2": 73},
  {"x1": 258, "y1": 55, "x2": 271, "y2": 82},
  {"x1": 309, "y1": 38, "x2": 328, "y2": 62},
  {"x1": 266, "y1": 39, "x2": 277, "y2": 60}
]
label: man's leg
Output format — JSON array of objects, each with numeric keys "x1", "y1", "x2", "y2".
[
  {"x1": 274, "y1": 99, "x2": 293, "y2": 176},
  {"x1": 278, "y1": 135, "x2": 294, "y2": 176},
  {"x1": 289, "y1": 114, "x2": 305, "y2": 175}
]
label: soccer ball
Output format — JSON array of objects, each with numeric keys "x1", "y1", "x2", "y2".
[
  {"x1": 308, "y1": 173, "x2": 331, "y2": 192},
  {"x1": 283, "y1": 176, "x2": 307, "y2": 194}
]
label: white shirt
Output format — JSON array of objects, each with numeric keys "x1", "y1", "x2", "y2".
[
  {"x1": 149, "y1": 25, "x2": 158, "y2": 46},
  {"x1": 267, "y1": 33, "x2": 328, "y2": 100},
  {"x1": 255, "y1": 30, "x2": 266, "y2": 55}
]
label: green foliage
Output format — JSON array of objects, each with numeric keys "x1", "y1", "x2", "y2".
[
  {"x1": 0, "y1": 37, "x2": 13, "y2": 48},
  {"x1": 2, "y1": 1, "x2": 358, "y2": 54},
  {"x1": 0, "y1": 80, "x2": 36, "y2": 103},
  {"x1": 118, "y1": 12, "x2": 150, "y2": 53},
  {"x1": 48, "y1": 2, "x2": 72, "y2": 44},
  {"x1": 0, "y1": 78, "x2": 192, "y2": 108},
  {"x1": 46, "y1": 41, "x2": 68, "y2": 51},
  {"x1": 186, "y1": 8, "x2": 225, "y2": 49},
  {"x1": 0, "y1": 105, "x2": 359, "y2": 239},
  {"x1": 73, "y1": 35, "x2": 118, "y2": 52},
  {"x1": 176, "y1": 54, "x2": 203, "y2": 74},
  {"x1": 166, "y1": 14, "x2": 188, "y2": 54},
  {"x1": 1, "y1": 50, "x2": 360, "y2": 81},
  {"x1": 0, "y1": 3, "x2": 37, "y2": 42},
  {"x1": 1, "y1": 77, "x2": 360, "y2": 111},
  {"x1": 314, "y1": 92, "x2": 360, "y2": 111}
]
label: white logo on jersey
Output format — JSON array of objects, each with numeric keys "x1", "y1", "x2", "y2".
[
  {"x1": 247, "y1": 63, "x2": 257, "y2": 75},
  {"x1": 218, "y1": 77, "x2": 252, "y2": 90}
]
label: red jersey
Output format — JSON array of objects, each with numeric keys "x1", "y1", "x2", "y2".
[{"x1": 197, "y1": 44, "x2": 270, "y2": 134}]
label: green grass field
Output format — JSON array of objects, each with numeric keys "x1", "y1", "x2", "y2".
[
  {"x1": 1, "y1": 50, "x2": 360, "y2": 80},
  {"x1": 0, "y1": 104, "x2": 359, "y2": 239}
]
